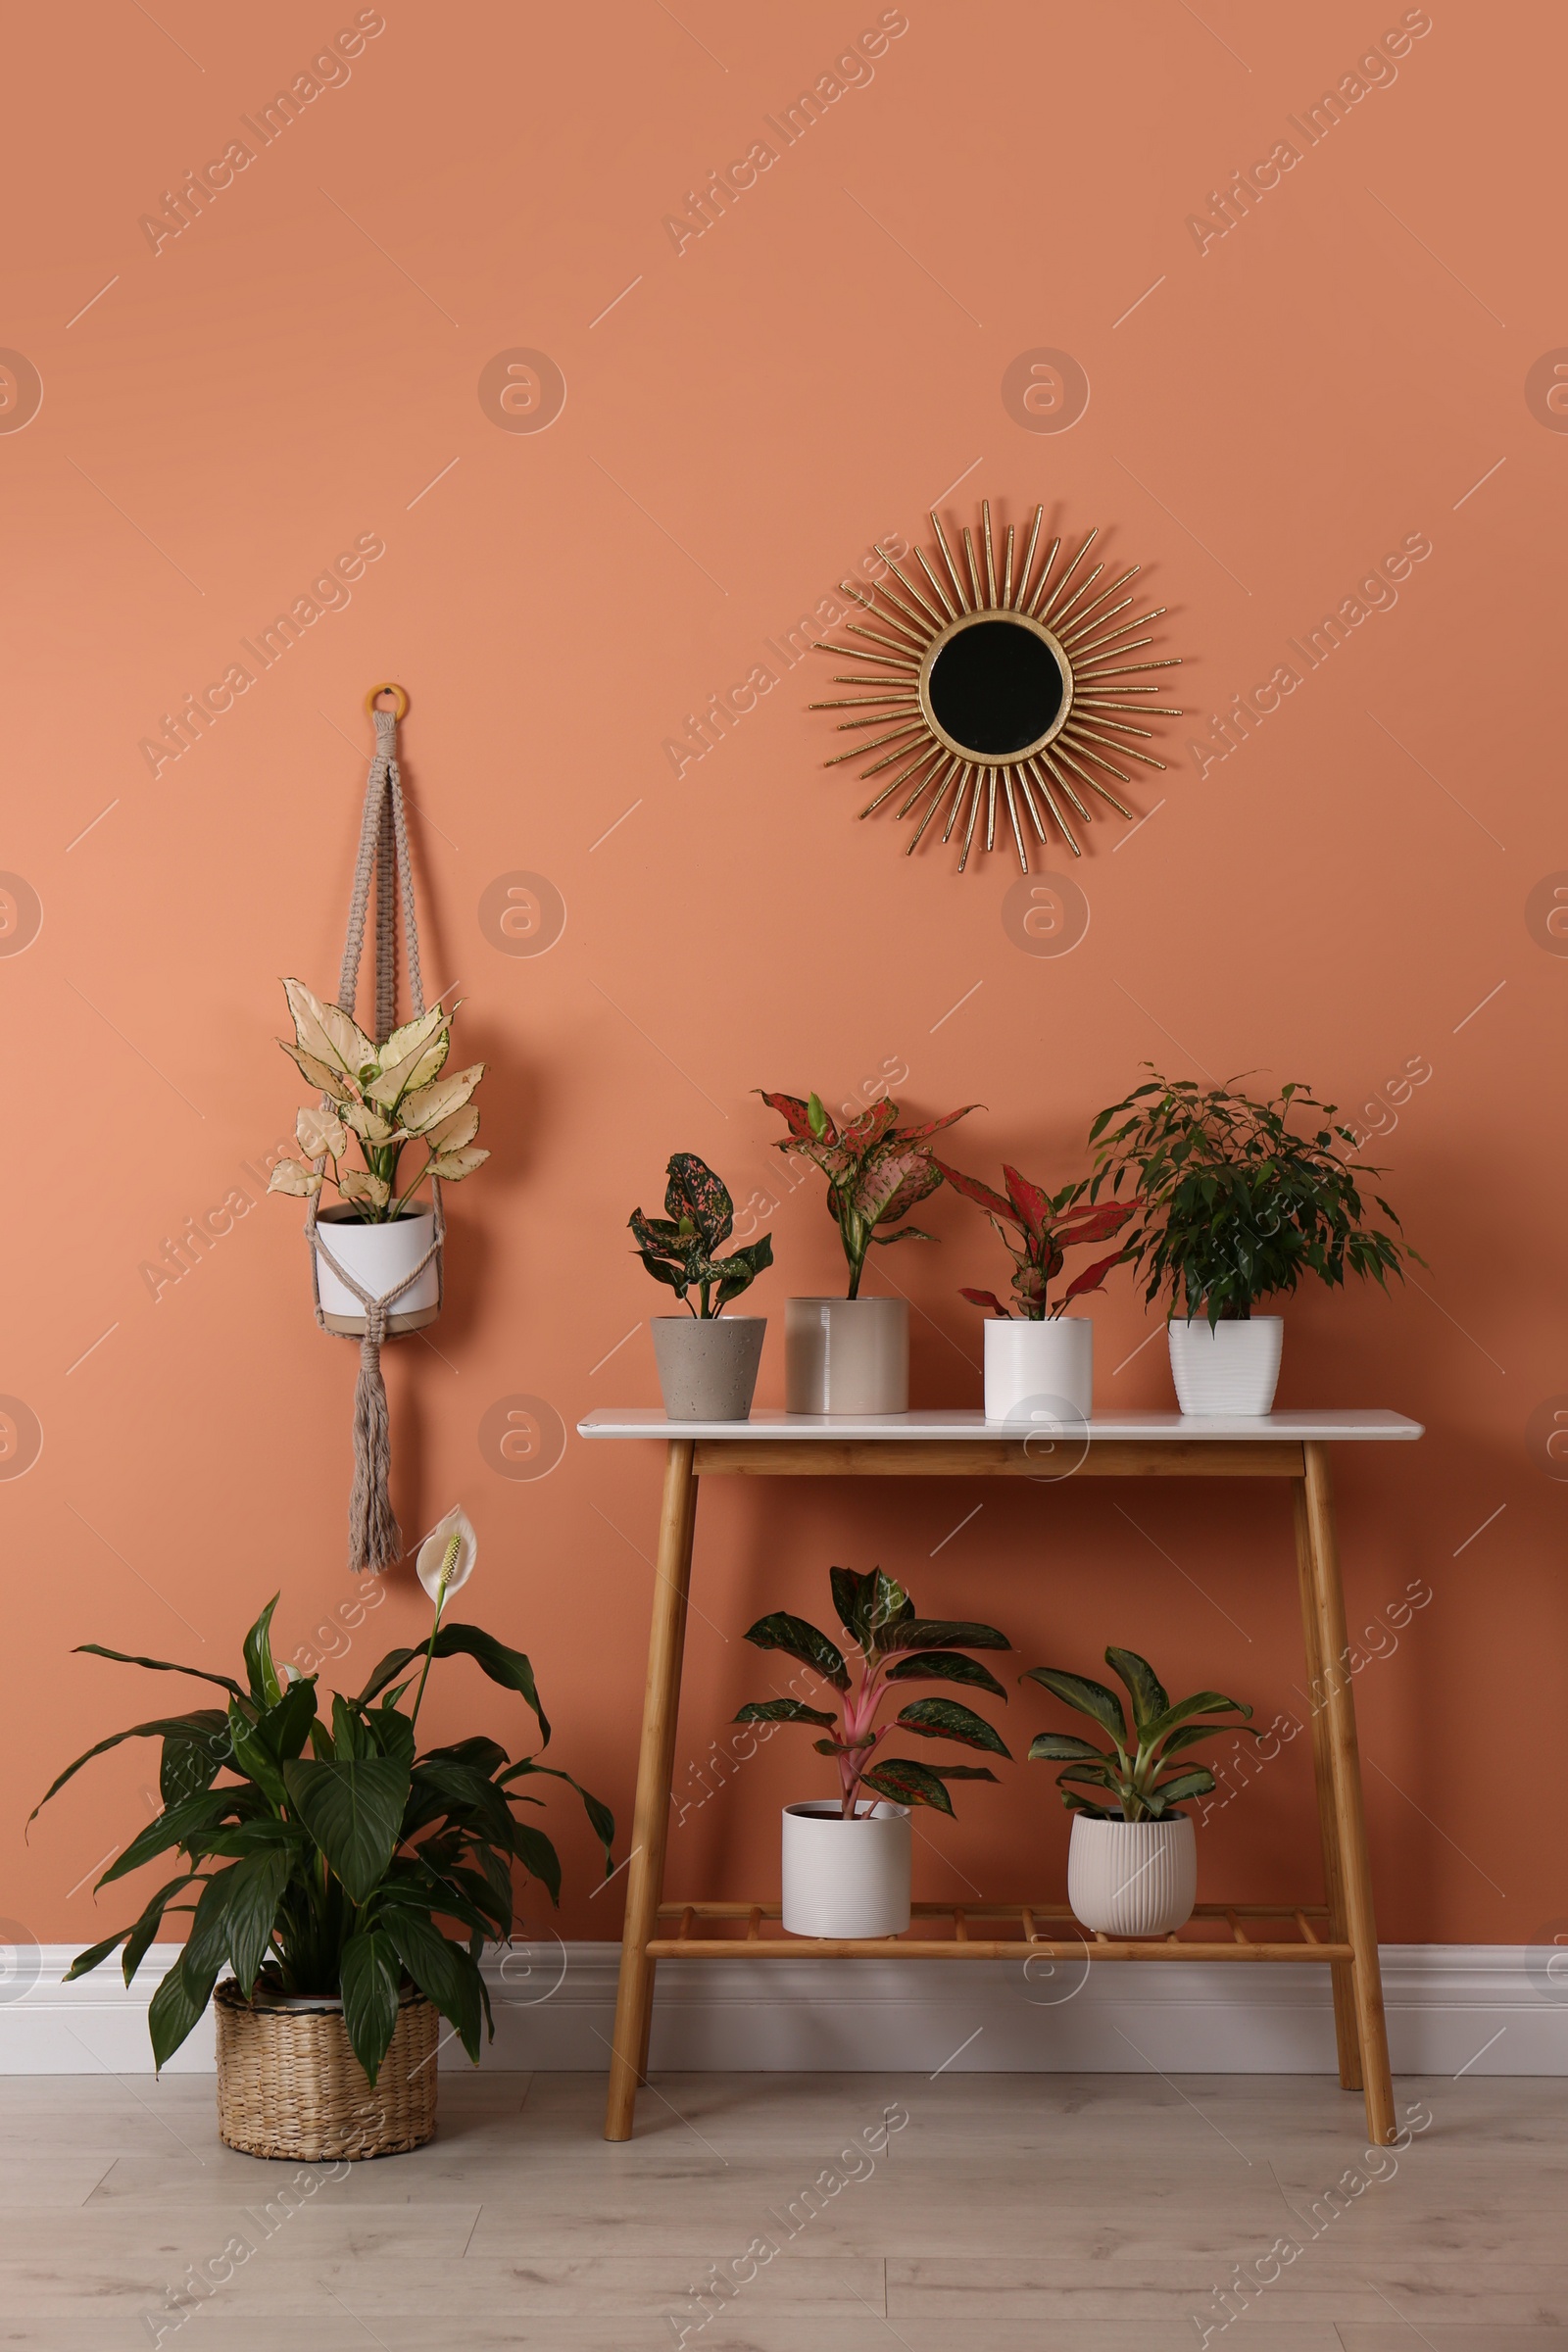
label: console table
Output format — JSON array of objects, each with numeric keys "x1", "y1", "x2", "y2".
[{"x1": 577, "y1": 1408, "x2": 1423, "y2": 2145}]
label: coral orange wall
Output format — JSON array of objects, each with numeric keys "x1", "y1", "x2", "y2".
[{"x1": 3, "y1": 0, "x2": 1563, "y2": 1956}]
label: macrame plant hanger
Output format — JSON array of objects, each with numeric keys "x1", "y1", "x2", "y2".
[{"x1": 304, "y1": 683, "x2": 445, "y2": 1574}]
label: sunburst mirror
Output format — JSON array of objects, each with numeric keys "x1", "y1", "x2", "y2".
[{"x1": 811, "y1": 501, "x2": 1182, "y2": 871}]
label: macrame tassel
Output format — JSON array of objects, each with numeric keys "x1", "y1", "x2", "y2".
[{"x1": 348, "y1": 1307, "x2": 402, "y2": 1573}]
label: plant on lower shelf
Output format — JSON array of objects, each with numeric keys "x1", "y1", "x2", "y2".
[
  {"x1": 629, "y1": 1152, "x2": 773, "y2": 1314},
  {"x1": 758, "y1": 1090, "x2": 977, "y2": 1297},
  {"x1": 32, "y1": 1508, "x2": 613, "y2": 2082},
  {"x1": 1023, "y1": 1645, "x2": 1254, "y2": 1819},
  {"x1": 268, "y1": 979, "x2": 488, "y2": 1221},
  {"x1": 932, "y1": 1156, "x2": 1136, "y2": 1318},
  {"x1": 734, "y1": 1567, "x2": 1011, "y2": 1816},
  {"x1": 1088, "y1": 1068, "x2": 1417, "y2": 1324}
]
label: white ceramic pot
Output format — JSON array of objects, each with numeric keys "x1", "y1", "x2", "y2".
[
  {"x1": 984, "y1": 1315, "x2": 1093, "y2": 1423},
  {"x1": 651, "y1": 1316, "x2": 764, "y2": 1420},
  {"x1": 780, "y1": 1799, "x2": 911, "y2": 1937},
  {"x1": 784, "y1": 1297, "x2": 908, "y2": 1415},
  {"x1": 1167, "y1": 1316, "x2": 1283, "y2": 1415},
  {"x1": 314, "y1": 1205, "x2": 439, "y2": 1335},
  {"x1": 1066, "y1": 1813, "x2": 1198, "y2": 1936}
]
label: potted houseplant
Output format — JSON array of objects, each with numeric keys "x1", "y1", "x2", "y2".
[
  {"x1": 1024, "y1": 1645, "x2": 1253, "y2": 1936},
  {"x1": 933, "y1": 1156, "x2": 1134, "y2": 1422},
  {"x1": 630, "y1": 1153, "x2": 773, "y2": 1420},
  {"x1": 32, "y1": 1508, "x2": 612, "y2": 2160},
  {"x1": 1090, "y1": 1069, "x2": 1417, "y2": 1415},
  {"x1": 759, "y1": 1090, "x2": 976, "y2": 1413},
  {"x1": 734, "y1": 1567, "x2": 1010, "y2": 1937},
  {"x1": 268, "y1": 979, "x2": 488, "y2": 1335}
]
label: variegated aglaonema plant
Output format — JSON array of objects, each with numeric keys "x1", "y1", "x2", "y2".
[
  {"x1": 629, "y1": 1153, "x2": 773, "y2": 1316},
  {"x1": 268, "y1": 978, "x2": 488, "y2": 1223},
  {"x1": 1024, "y1": 1645, "x2": 1255, "y2": 1821},
  {"x1": 734, "y1": 1568, "x2": 1011, "y2": 1818},
  {"x1": 933, "y1": 1158, "x2": 1135, "y2": 1319},
  {"x1": 759, "y1": 1091, "x2": 977, "y2": 1298}
]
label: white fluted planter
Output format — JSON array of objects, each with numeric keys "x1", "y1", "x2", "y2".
[
  {"x1": 784, "y1": 1298, "x2": 908, "y2": 1415},
  {"x1": 1167, "y1": 1316, "x2": 1283, "y2": 1416},
  {"x1": 780, "y1": 1801, "x2": 911, "y2": 1938},
  {"x1": 1066, "y1": 1814, "x2": 1198, "y2": 1936},
  {"x1": 983, "y1": 1316, "x2": 1093, "y2": 1423}
]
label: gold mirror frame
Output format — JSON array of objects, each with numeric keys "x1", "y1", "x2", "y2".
[
  {"x1": 917, "y1": 606, "x2": 1075, "y2": 764},
  {"x1": 811, "y1": 500, "x2": 1183, "y2": 871}
]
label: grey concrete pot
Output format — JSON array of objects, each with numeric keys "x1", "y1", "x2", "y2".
[{"x1": 651, "y1": 1315, "x2": 765, "y2": 1421}]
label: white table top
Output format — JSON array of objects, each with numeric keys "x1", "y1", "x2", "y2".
[{"x1": 577, "y1": 1408, "x2": 1423, "y2": 1444}]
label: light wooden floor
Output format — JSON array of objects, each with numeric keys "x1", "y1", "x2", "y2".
[{"x1": 0, "y1": 2069, "x2": 1563, "y2": 2349}]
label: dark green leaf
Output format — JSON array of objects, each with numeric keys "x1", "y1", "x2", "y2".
[
  {"x1": 732, "y1": 1698, "x2": 839, "y2": 1730},
  {"x1": 225, "y1": 1700, "x2": 286, "y2": 1807},
  {"x1": 332, "y1": 1692, "x2": 370, "y2": 1761},
  {"x1": 1020, "y1": 1667, "x2": 1127, "y2": 1742},
  {"x1": 159, "y1": 1710, "x2": 232, "y2": 1809},
  {"x1": 283, "y1": 1757, "x2": 410, "y2": 1904},
  {"x1": 72, "y1": 1643, "x2": 245, "y2": 1700},
  {"x1": 740, "y1": 1613, "x2": 849, "y2": 1690},
  {"x1": 383, "y1": 1909, "x2": 482, "y2": 2062},
  {"x1": 1150, "y1": 1767, "x2": 1216, "y2": 1813},
  {"x1": 423, "y1": 1736, "x2": 508, "y2": 1777},
  {"x1": 858, "y1": 1756, "x2": 956, "y2": 1815},
  {"x1": 148, "y1": 1953, "x2": 216, "y2": 2071},
  {"x1": 1027, "y1": 1731, "x2": 1108, "y2": 1763},
  {"x1": 892, "y1": 1620, "x2": 1011, "y2": 1653},
  {"x1": 357, "y1": 1624, "x2": 550, "y2": 1743},
  {"x1": 510, "y1": 1823, "x2": 563, "y2": 1904},
  {"x1": 499, "y1": 1762, "x2": 615, "y2": 1867},
  {"x1": 368, "y1": 1704, "x2": 417, "y2": 1770},
  {"x1": 1144, "y1": 1690, "x2": 1252, "y2": 1741},
  {"x1": 884, "y1": 1651, "x2": 1006, "y2": 1699},
  {"x1": 62, "y1": 1929, "x2": 130, "y2": 1983},
  {"x1": 30, "y1": 1710, "x2": 231, "y2": 1827},
  {"x1": 242, "y1": 1596, "x2": 285, "y2": 1708},
  {"x1": 893, "y1": 1698, "x2": 1010, "y2": 1756},
  {"x1": 99, "y1": 1788, "x2": 245, "y2": 1887},
  {"x1": 223, "y1": 1848, "x2": 291, "y2": 1994},
  {"x1": 339, "y1": 1930, "x2": 403, "y2": 2085},
  {"x1": 1104, "y1": 1646, "x2": 1169, "y2": 1733},
  {"x1": 123, "y1": 1874, "x2": 203, "y2": 1984}
]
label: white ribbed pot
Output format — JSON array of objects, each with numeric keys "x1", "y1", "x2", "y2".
[
  {"x1": 784, "y1": 1297, "x2": 908, "y2": 1415},
  {"x1": 651, "y1": 1315, "x2": 764, "y2": 1421},
  {"x1": 780, "y1": 1800, "x2": 911, "y2": 1938},
  {"x1": 984, "y1": 1316, "x2": 1093, "y2": 1423},
  {"x1": 1066, "y1": 1814, "x2": 1197, "y2": 1936},
  {"x1": 1167, "y1": 1316, "x2": 1283, "y2": 1415},
  {"x1": 314, "y1": 1205, "x2": 439, "y2": 1336}
]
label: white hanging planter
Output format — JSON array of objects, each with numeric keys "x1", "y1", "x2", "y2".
[
  {"x1": 784, "y1": 1297, "x2": 908, "y2": 1415},
  {"x1": 1066, "y1": 1814, "x2": 1197, "y2": 1936},
  {"x1": 1167, "y1": 1316, "x2": 1283, "y2": 1415},
  {"x1": 780, "y1": 1800, "x2": 911, "y2": 1937},
  {"x1": 651, "y1": 1316, "x2": 764, "y2": 1420},
  {"x1": 314, "y1": 1205, "x2": 440, "y2": 1337},
  {"x1": 983, "y1": 1315, "x2": 1093, "y2": 1423}
]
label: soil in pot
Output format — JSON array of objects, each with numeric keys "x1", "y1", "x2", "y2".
[
  {"x1": 780, "y1": 1799, "x2": 911, "y2": 1936},
  {"x1": 652, "y1": 1315, "x2": 764, "y2": 1420}
]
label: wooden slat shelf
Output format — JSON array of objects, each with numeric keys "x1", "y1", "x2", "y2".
[{"x1": 647, "y1": 1899, "x2": 1352, "y2": 1963}]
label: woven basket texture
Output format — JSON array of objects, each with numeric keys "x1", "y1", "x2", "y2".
[{"x1": 214, "y1": 1979, "x2": 438, "y2": 2160}]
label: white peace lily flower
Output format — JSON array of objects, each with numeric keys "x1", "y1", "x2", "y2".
[{"x1": 416, "y1": 1506, "x2": 477, "y2": 1605}]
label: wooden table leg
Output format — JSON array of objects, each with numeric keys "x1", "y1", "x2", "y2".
[
  {"x1": 1300, "y1": 1443, "x2": 1396, "y2": 2145},
  {"x1": 604, "y1": 1440, "x2": 699, "y2": 2141},
  {"x1": 1293, "y1": 1479, "x2": 1360, "y2": 2092}
]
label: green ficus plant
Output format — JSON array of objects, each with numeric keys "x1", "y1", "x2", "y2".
[
  {"x1": 734, "y1": 1567, "x2": 1011, "y2": 1818},
  {"x1": 759, "y1": 1090, "x2": 976, "y2": 1298},
  {"x1": 1089, "y1": 1068, "x2": 1418, "y2": 1325},
  {"x1": 933, "y1": 1157, "x2": 1135, "y2": 1320},
  {"x1": 268, "y1": 978, "x2": 488, "y2": 1223},
  {"x1": 1024, "y1": 1644, "x2": 1254, "y2": 1821},
  {"x1": 629, "y1": 1152, "x2": 773, "y2": 1316},
  {"x1": 31, "y1": 1508, "x2": 613, "y2": 2083}
]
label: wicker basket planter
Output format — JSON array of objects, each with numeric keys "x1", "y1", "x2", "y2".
[{"x1": 214, "y1": 1979, "x2": 438, "y2": 2161}]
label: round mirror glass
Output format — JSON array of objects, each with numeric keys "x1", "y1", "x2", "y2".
[{"x1": 924, "y1": 617, "x2": 1066, "y2": 759}]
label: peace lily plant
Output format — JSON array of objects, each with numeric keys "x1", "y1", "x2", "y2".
[
  {"x1": 268, "y1": 978, "x2": 488, "y2": 1221},
  {"x1": 33, "y1": 1509, "x2": 612, "y2": 2084}
]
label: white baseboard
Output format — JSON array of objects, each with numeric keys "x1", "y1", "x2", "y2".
[{"x1": 0, "y1": 1943, "x2": 1562, "y2": 2076}]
